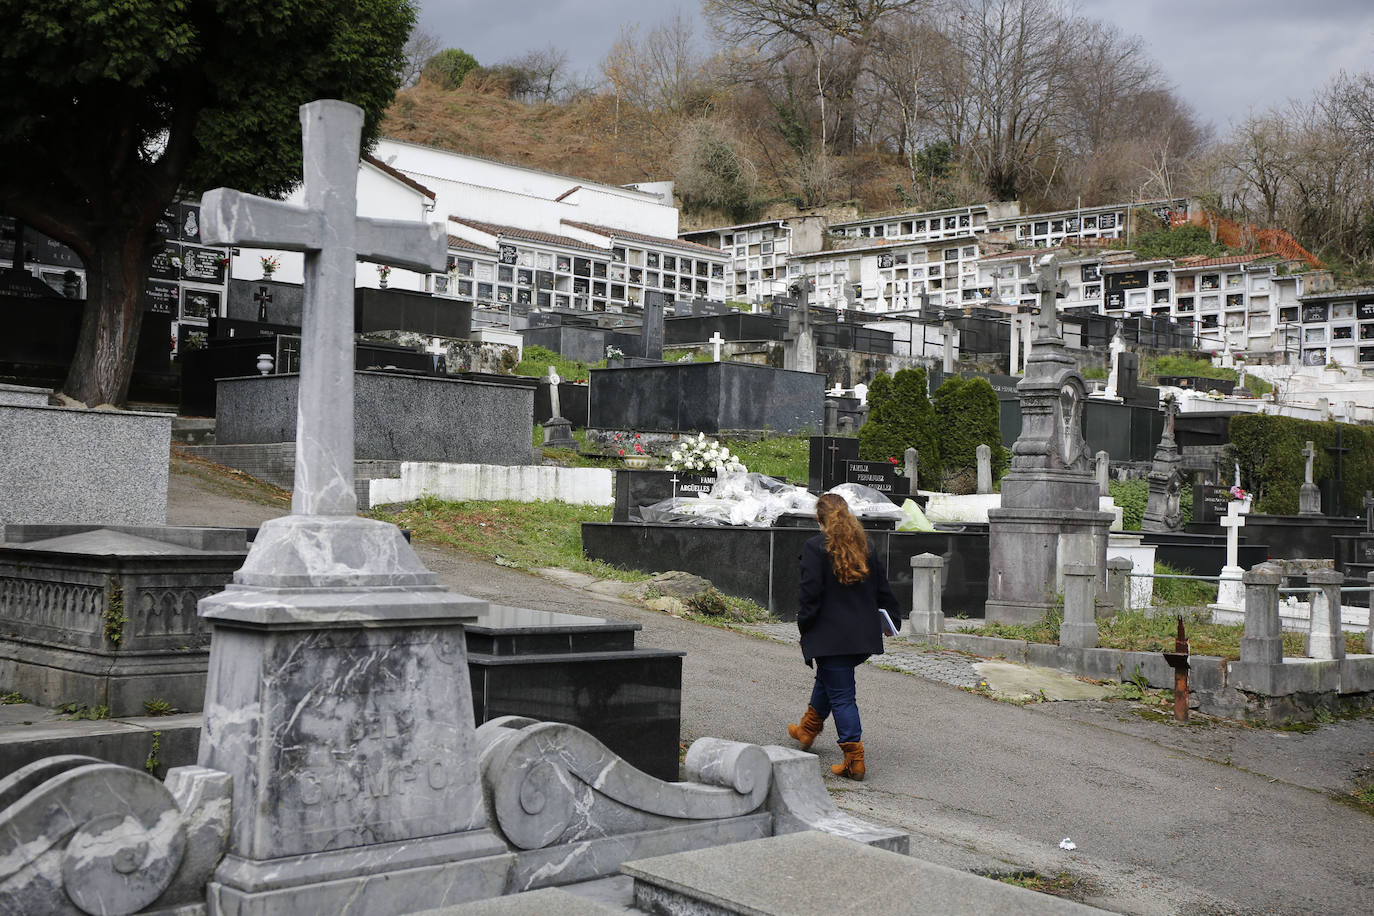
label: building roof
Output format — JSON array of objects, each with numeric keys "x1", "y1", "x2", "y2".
[
  {"x1": 446, "y1": 235, "x2": 496, "y2": 255},
  {"x1": 561, "y1": 220, "x2": 724, "y2": 257},
  {"x1": 448, "y1": 216, "x2": 608, "y2": 255},
  {"x1": 986, "y1": 197, "x2": 1186, "y2": 225},
  {"x1": 1172, "y1": 253, "x2": 1277, "y2": 270},
  {"x1": 679, "y1": 218, "x2": 789, "y2": 237},
  {"x1": 1298, "y1": 285, "x2": 1374, "y2": 302},
  {"x1": 363, "y1": 155, "x2": 436, "y2": 200},
  {"x1": 830, "y1": 205, "x2": 987, "y2": 228}
]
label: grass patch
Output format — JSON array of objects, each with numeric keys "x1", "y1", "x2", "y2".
[
  {"x1": 514, "y1": 344, "x2": 601, "y2": 382},
  {"x1": 1151, "y1": 561, "x2": 1218, "y2": 607},
  {"x1": 720, "y1": 434, "x2": 809, "y2": 483},
  {"x1": 143, "y1": 698, "x2": 179, "y2": 717},
  {"x1": 0, "y1": 691, "x2": 27, "y2": 705},
  {"x1": 59, "y1": 702, "x2": 110, "y2": 720},
  {"x1": 1350, "y1": 773, "x2": 1374, "y2": 813},
  {"x1": 981, "y1": 871, "x2": 1082, "y2": 897},
  {"x1": 370, "y1": 496, "x2": 648, "y2": 582},
  {"x1": 664, "y1": 348, "x2": 711, "y2": 363}
]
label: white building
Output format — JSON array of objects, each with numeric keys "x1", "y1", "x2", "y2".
[
  {"x1": 678, "y1": 217, "x2": 825, "y2": 305},
  {"x1": 225, "y1": 139, "x2": 727, "y2": 314}
]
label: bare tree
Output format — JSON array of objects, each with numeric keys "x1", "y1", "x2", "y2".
[
  {"x1": 938, "y1": 0, "x2": 1073, "y2": 201},
  {"x1": 703, "y1": 0, "x2": 925, "y2": 154},
  {"x1": 868, "y1": 4, "x2": 944, "y2": 187},
  {"x1": 399, "y1": 28, "x2": 441, "y2": 88},
  {"x1": 506, "y1": 45, "x2": 571, "y2": 103}
]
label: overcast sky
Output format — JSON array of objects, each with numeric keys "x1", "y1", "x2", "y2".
[{"x1": 416, "y1": 0, "x2": 1374, "y2": 134}]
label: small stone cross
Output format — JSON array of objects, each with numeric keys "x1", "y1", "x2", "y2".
[
  {"x1": 1302, "y1": 440, "x2": 1316, "y2": 485},
  {"x1": 708, "y1": 331, "x2": 726, "y2": 362},
  {"x1": 1220, "y1": 501, "x2": 1246, "y2": 569},
  {"x1": 254, "y1": 286, "x2": 273, "y2": 322},
  {"x1": 200, "y1": 100, "x2": 446, "y2": 516}
]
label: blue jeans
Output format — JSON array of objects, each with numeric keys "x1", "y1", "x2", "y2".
[{"x1": 808, "y1": 654, "x2": 866, "y2": 744}]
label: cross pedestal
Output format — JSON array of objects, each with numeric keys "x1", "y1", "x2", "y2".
[
  {"x1": 1210, "y1": 502, "x2": 1247, "y2": 615},
  {"x1": 195, "y1": 101, "x2": 510, "y2": 914}
]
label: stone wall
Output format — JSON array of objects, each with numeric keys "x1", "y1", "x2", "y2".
[
  {"x1": 0, "y1": 404, "x2": 170, "y2": 526},
  {"x1": 215, "y1": 370, "x2": 536, "y2": 464}
]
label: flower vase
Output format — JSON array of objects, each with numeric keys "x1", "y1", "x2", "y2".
[{"x1": 623, "y1": 455, "x2": 650, "y2": 469}]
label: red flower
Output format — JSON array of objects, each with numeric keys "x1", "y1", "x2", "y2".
[
  {"x1": 888, "y1": 456, "x2": 898, "y2": 465},
  {"x1": 618, "y1": 449, "x2": 625, "y2": 456}
]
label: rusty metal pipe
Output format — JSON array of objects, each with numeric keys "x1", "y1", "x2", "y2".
[{"x1": 1162, "y1": 616, "x2": 1190, "y2": 723}]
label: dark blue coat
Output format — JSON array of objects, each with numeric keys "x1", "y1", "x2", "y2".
[{"x1": 797, "y1": 535, "x2": 900, "y2": 665}]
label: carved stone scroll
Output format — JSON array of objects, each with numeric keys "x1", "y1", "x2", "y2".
[
  {"x1": 0, "y1": 757, "x2": 229, "y2": 916},
  {"x1": 476, "y1": 717, "x2": 771, "y2": 851}
]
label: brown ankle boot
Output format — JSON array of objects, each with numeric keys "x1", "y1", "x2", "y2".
[
  {"x1": 787, "y1": 706, "x2": 825, "y2": 750},
  {"x1": 831, "y1": 741, "x2": 865, "y2": 780}
]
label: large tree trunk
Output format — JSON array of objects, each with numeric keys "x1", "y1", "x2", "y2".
[{"x1": 62, "y1": 225, "x2": 153, "y2": 407}]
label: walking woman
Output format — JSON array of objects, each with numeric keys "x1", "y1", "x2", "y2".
[{"x1": 787, "y1": 493, "x2": 899, "y2": 780}]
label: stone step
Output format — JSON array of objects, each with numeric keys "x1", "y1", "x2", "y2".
[
  {"x1": 0, "y1": 703, "x2": 200, "y2": 776},
  {"x1": 620, "y1": 830, "x2": 1111, "y2": 915}
]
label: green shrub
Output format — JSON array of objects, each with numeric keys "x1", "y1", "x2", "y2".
[
  {"x1": 1108, "y1": 479, "x2": 1148, "y2": 530},
  {"x1": 1122, "y1": 224, "x2": 1230, "y2": 261},
  {"x1": 422, "y1": 48, "x2": 479, "y2": 90},
  {"x1": 932, "y1": 376, "x2": 1005, "y2": 479},
  {"x1": 1229, "y1": 414, "x2": 1374, "y2": 514},
  {"x1": 857, "y1": 368, "x2": 940, "y2": 479}
]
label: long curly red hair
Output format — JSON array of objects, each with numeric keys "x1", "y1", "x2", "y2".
[{"x1": 816, "y1": 493, "x2": 869, "y2": 585}]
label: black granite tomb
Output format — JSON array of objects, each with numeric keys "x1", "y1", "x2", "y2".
[
  {"x1": 808, "y1": 436, "x2": 860, "y2": 492},
  {"x1": 843, "y1": 459, "x2": 910, "y2": 502},
  {"x1": 581, "y1": 523, "x2": 990, "y2": 617},
  {"x1": 588, "y1": 361, "x2": 825, "y2": 435},
  {"x1": 1139, "y1": 531, "x2": 1269, "y2": 577},
  {"x1": 464, "y1": 604, "x2": 684, "y2": 782},
  {"x1": 613, "y1": 469, "x2": 720, "y2": 522}
]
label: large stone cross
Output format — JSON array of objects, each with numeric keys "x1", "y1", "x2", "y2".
[
  {"x1": 1029, "y1": 255, "x2": 1068, "y2": 339},
  {"x1": 1302, "y1": 440, "x2": 1316, "y2": 485},
  {"x1": 200, "y1": 100, "x2": 446, "y2": 516}
]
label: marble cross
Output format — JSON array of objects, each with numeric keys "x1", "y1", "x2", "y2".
[
  {"x1": 1220, "y1": 501, "x2": 1246, "y2": 570},
  {"x1": 709, "y1": 331, "x2": 726, "y2": 362},
  {"x1": 1302, "y1": 440, "x2": 1316, "y2": 485},
  {"x1": 199, "y1": 100, "x2": 446, "y2": 516}
]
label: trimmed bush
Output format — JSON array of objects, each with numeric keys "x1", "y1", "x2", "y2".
[
  {"x1": 932, "y1": 376, "x2": 1005, "y2": 483},
  {"x1": 1229, "y1": 414, "x2": 1374, "y2": 514},
  {"x1": 857, "y1": 368, "x2": 940, "y2": 480}
]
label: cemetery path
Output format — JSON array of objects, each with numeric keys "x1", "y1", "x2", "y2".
[{"x1": 166, "y1": 468, "x2": 1374, "y2": 916}]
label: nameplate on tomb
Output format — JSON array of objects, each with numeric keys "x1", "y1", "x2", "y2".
[
  {"x1": 672, "y1": 473, "x2": 718, "y2": 497},
  {"x1": 1192, "y1": 485, "x2": 1232, "y2": 526},
  {"x1": 249, "y1": 626, "x2": 484, "y2": 858},
  {"x1": 843, "y1": 460, "x2": 910, "y2": 498},
  {"x1": 181, "y1": 245, "x2": 227, "y2": 283}
]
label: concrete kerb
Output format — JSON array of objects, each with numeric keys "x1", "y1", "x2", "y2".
[{"x1": 936, "y1": 632, "x2": 1227, "y2": 693}]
